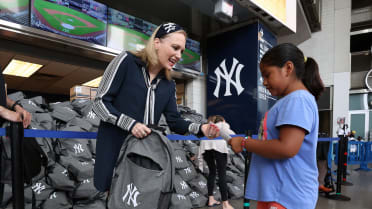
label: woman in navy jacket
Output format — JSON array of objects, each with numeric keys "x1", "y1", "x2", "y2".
[{"x1": 92, "y1": 23, "x2": 219, "y2": 192}]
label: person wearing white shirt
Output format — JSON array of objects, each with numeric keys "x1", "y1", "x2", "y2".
[{"x1": 199, "y1": 115, "x2": 235, "y2": 209}]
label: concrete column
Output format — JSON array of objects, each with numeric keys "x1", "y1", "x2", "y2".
[
  {"x1": 299, "y1": 0, "x2": 351, "y2": 137},
  {"x1": 185, "y1": 76, "x2": 206, "y2": 117},
  {"x1": 333, "y1": 0, "x2": 351, "y2": 136}
]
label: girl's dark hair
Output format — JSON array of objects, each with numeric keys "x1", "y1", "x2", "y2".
[{"x1": 260, "y1": 43, "x2": 325, "y2": 100}]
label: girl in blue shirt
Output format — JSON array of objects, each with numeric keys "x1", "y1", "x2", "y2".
[{"x1": 229, "y1": 43, "x2": 324, "y2": 209}]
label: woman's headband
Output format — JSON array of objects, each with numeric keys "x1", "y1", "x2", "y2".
[{"x1": 155, "y1": 22, "x2": 183, "y2": 38}]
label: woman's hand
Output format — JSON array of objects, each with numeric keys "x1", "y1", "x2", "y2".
[
  {"x1": 228, "y1": 136, "x2": 245, "y2": 153},
  {"x1": 201, "y1": 123, "x2": 220, "y2": 139},
  {"x1": 14, "y1": 105, "x2": 31, "y2": 128},
  {"x1": 131, "y1": 122, "x2": 152, "y2": 139}
]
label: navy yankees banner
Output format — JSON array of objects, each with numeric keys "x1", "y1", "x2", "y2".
[{"x1": 207, "y1": 21, "x2": 277, "y2": 134}]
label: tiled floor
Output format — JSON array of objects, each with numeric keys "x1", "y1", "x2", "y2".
[{"x1": 198, "y1": 165, "x2": 372, "y2": 209}]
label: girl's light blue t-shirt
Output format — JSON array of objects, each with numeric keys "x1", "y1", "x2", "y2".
[{"x1": 245, "y1": 90, "x2": 319, "y2": 209}]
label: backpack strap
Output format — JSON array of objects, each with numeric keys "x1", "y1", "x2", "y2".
[
  {"x1": 155, "y1": 130, "x2": 175, "y2": 192},
  {"x1": 147, "y1": 124, "x2": 166, "y2": 135},
  {"x1": 31, "y1": 182, "x2": 36, "y2": 209}
]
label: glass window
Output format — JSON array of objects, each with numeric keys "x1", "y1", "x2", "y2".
[
  {"x1": 368, "y1": 93, "x2": 372, "y2": 109},
  {"x1": 351, "y1": 113, "x2": 365, "y2": 139},
  {"x1": 349, "y1": 94, "x2": 367, "y2": 110}
]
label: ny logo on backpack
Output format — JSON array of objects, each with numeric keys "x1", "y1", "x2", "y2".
[
  {"x1": 108, "y1": 130, "x2": 174, "y2": 209},
  {"x1": 122, "y1": 183, "x2": 140, "y2": 207}
]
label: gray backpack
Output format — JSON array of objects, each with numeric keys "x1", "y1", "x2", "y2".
[{"x1": 107, "y1": 130, "x2": 174, "y2": 209}]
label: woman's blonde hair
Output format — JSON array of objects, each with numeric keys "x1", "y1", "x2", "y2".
[{"x1": 131, "y1": 25, "x2": 187, "y2": 80}]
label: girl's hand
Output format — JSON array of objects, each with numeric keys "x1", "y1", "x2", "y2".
[
  {"x1": 228, "y1": 136, "x2": 245, "y2": 153},
  {"x1": 131, "y1": 122, "x2": 152, "y2": 139},
  {"x1": 201, "y1": 123, "x2": 219, "y2": 139}
]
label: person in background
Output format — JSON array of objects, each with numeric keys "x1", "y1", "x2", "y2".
[
  {"x1": 0, "y1": 67, "x2": 31, "y2": 127},
  {"x1": 229, "y1": 43, "x2": 324, "y2": 209},
  {"x1": 199, "y1": 115, "x2": 234, "y2": 209},
  {"x1": 92, "y1": 22, "x2": 219, "y2": 192},
  {"x1": 348, "y1": 130, "x2": 356, "y2": 141},
  {"x1": 316, "y1": 140, "x2": 332, "y2": 193}
]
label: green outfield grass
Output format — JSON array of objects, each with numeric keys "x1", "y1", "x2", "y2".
[
  {"x1": 0, "y1": 0, "x2": 29, "y2": 10},
  {"x1": 34, "y1": 0, "x2": 105, "y2": 35},
  {"x1": 180, "y1": 49, "x2": 200, "y2": 65},
  {"x1": 108, "y1": 24, "x2": 148, "y2": 51},
  {"x1": 110, "y1": 24, "x2": 149, "y2": 43}
]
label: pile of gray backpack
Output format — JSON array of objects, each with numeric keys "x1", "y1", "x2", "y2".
[
  {"x1": 167, "y1": 106, "x2": 246, "y2": 208},
  {"x1": 2, "y1": 92, "x2": 104, "y2": 209},
  {"x1": 1, "y1": 92, "x2": 245, "y2": 209}
]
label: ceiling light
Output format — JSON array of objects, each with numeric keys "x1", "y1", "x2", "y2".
[
  {"x1": 82, "y1": 76, "x2": 102, "y2": 87},
  {"x1": 3, "y1": 59, "x2": 43, "y2": 77}
]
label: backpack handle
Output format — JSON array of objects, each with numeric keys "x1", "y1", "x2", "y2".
[{"x1": 147, "y1": 124, "x2": 167, "y2": 135}]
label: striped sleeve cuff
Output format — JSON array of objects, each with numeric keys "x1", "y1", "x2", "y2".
[
  {"x1": 92, "y1": 100, "x2": 117, "y2": 125},
  {"x1": 188, "y1": 123, "x2": 201, "y2": 135},
  {"x1": 117, "y1": 114, "x2": 136, "y2": 131}
]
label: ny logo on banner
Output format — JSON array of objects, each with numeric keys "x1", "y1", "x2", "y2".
[
  {"x1": 213, "y1": 58, "x2": 244, "y2": 98},
  {"x1": 122, "y1": 183, "x2": 140, "y2": 207}
]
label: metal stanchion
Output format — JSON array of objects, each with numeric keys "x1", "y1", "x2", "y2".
[
  {"x1": 327, "y1": 135, "x2": 351, "y2": 201},
  {"x1": 243, "y1": 130, "x2": 252, "y2": 209},
  {"x1": 341, "y1": 136, "x2": 353, "y2": 186},
  {"x1": 7, "y1": 122, "x2": 25, "y2": 209}
]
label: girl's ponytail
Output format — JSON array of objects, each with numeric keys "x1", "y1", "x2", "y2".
[{"x1": 302, "y1": 57, "x2": 324, "y2": 100}]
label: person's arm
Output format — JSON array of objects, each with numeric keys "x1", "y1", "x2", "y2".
[
  {"x1": 229, "y1": 125, "x2": 305, "y2": 159},
  {"x1": 163, "y1": 81, "x2": 219, "y2": 138},
  {"x1": 92, "y1": 51, "x2": 137, "y2": 132},
  {"x1": 230, "y1": 94, "x2": 313, "y2": 159},
  {"x1": 6, "y1": 97, "x2": 31, "y2": 128},
  {"x1": 0, "y1": 105, "x2": 22, "y2": 123}
]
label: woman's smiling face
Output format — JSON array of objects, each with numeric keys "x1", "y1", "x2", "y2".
[{"x1": 155, "y1": 32, "x2": 186, "y2": 71}]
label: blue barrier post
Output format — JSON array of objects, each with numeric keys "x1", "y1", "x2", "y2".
[
  {"x1": 355, "y1": 142, "x2": 372, "y2": 171},
  {"x1": 7, "y1": 122, "x2": 25, "y2": 209}
]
